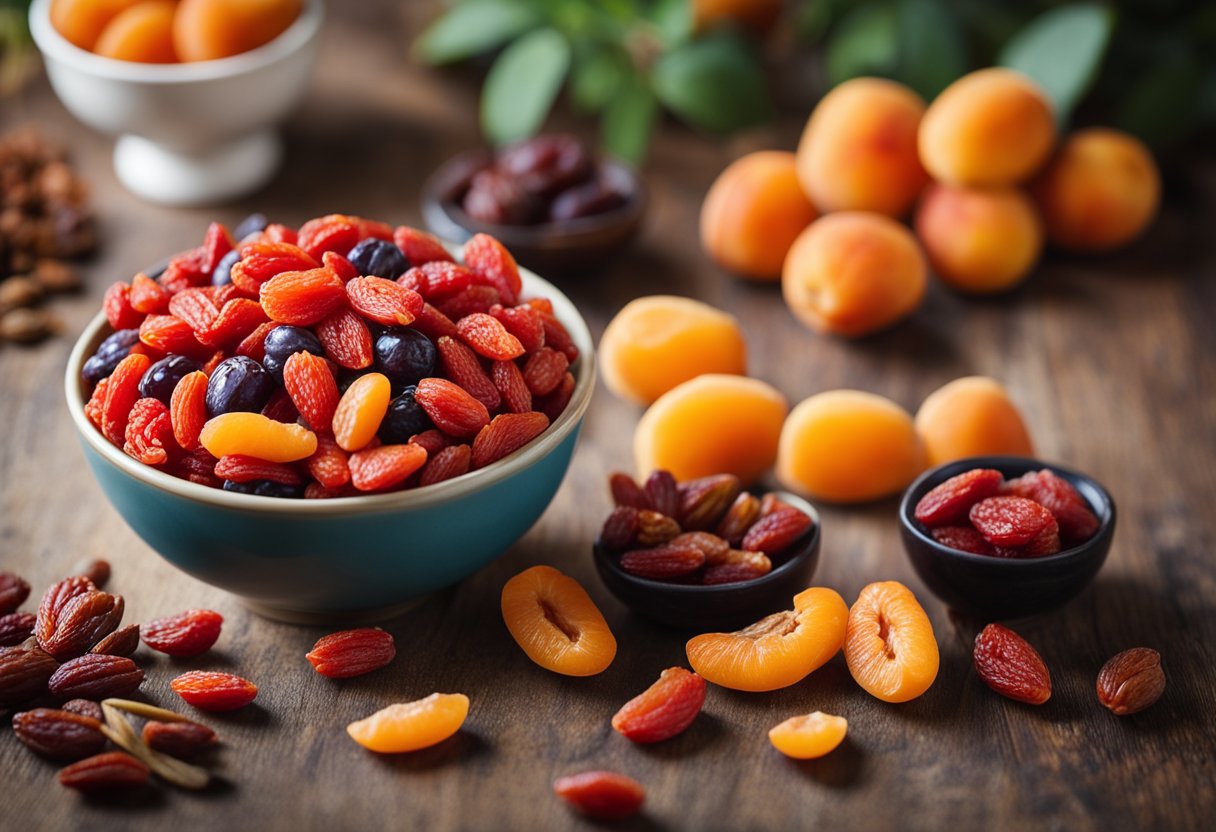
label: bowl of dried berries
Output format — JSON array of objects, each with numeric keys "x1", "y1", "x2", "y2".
[
  {"x1": 592, "y1": 470, "x2": 820, "y2": 630},
  {"x1": 899, "y1": 456, "x2": 1115, "y2": 619},
  {"x1": 64, "y1": 216, "x2": 594, "y2": 622},
  {"x1": 421, "y1": 134, "x2": 646, "y2": 274}
]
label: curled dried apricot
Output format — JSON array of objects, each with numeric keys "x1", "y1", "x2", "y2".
[
  {"x1": 332, "y1": 372, "x2": 391, "y2": 452},
  {"x1": 501, "y1": 565, "x2": 616, "y2": 677},
  {"x1": 198, "y1": 412, "x2": 317, "y2": 463},
  {"x1": 844, "y1": 581, "x2": 939, "y2": 703}
]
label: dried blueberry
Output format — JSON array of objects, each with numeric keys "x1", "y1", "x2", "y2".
[
  {"x1": 139, "y1": 355, "x2": 203, "y2": 404},
  {"x1": 379, "y1": 387, "x2": 432, "y2": 444},
  {"x1": 222, "y1": 479, "x2": 303, "y2": 499},
  {"x1": 262, "y1": 325, "x2": 325, "y2": 382},
  {"x1": 211, "y1": 249, "x2": 241, "y2": 286},
  {"x1": 346, "y1": 238, "x2": 409, "y2": 280},
  {"x1": 374, "y1": 328, "x2": 436, "y2": 390},
  {"x1": 233, "y1": 213, "x2": 269, "y2": 242},
  {"x1": 82, "y1": 329, "x2": 140, "y2": 383},
  {"x1": 205, "y1": 356, "x2": 274, "y2": 417}
]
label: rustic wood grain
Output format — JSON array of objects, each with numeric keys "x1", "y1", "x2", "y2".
[{"x1": 3, "y1": 5, "x2": 1215, "y2": 830}]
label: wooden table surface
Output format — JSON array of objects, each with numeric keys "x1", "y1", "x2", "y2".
[{"x1": 3, "y1": 5, "x2": 1215, "y2": 831}]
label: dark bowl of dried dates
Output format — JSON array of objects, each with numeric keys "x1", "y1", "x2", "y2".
[
  {"x1": 422, "y1": 134, "x2": 646, "y2": 274},
  {"x1": 899, "y1": 456, "x2": 1116, "y2": 620},
  {"x1": 592, "y1": 470, "x2": 820, "y2": 631}
]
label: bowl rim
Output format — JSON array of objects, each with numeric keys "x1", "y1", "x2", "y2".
[
  {"x1": 64, "y1": 246, "x2": 596, "y2": 517},
  {"x1": 421, "y1": 149, "x2": 648, "y2": 244},
  {"x1": 594, "y1": 491, "x2": 820, "y2": 597},
  {"x1": 898, "y1": 455, "x2": 1116, "y2": 567},
  {"x1": 29, "y1": 0, "x2": 324, "y2": 84}
]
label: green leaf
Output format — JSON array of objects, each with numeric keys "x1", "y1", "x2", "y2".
[
  {"x1": 825, "y1": 4, "x2": 899, "y2": 85},
  {"x1": 651, "y1": 33, "x2": 771, "y2": 134},
  {"x1": 570, "y1": 47, "x2": 627, "y2": 114},
  {"x1": 602, "y1": 74, "x2": 657, "y2": 164},
  {"x1": 651, "y1": 0, "x2": 693, "y2": 48},
  {"x1": 414, "y1": 0, "x2": 539, "y2": 65},
  {"x1": 481, "y1": 27, "x2": 572, "y2": 145},
  {"x1": 897, "y1": 0, "x2": 968, "y2": 98},
  {"x1": 999, "y1": 3, "x2": 1114, "y2": 120},
  {"x1": 1117, "y1": 51, "x2": 1202, "y2": 146}
]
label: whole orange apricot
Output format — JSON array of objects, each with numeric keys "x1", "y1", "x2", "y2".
[
  {"x1": 919, "y1": 68, "x2": 1055, "y2": 187},
  {"x1": 94, "y1": 1, "x2": 178, "y2": 63},
  {"x1": 173, "y1": 0, "x2": 302, "y2": 62},
  {"x1": 701, "y1": 151, "x2": 818, "y2": 281},
  {"x1": 50, "y1": 0, "x2": 144, "y2": 51},
  {"x1": 782, "y1": 212, "x2": 926, "y2": 338},
  {"x1": 796, "y1": 77, "x2": 930, "y2": 217},
  {"x1": 599, "y1": 296, "x2": 747, "y2": 406},
  {"x1": 634, "y1": 374, "x2": 787, "y2": 485},
  {"x1": 1032, "y1": 128, "x2": 1161, "y2": 252},
  {"x1": 777, "y1": 390, "x2": 925, "y2": 504},
  {"x1": 914, "y1": 183, "x2": 1043, "y2": 294},
  {"x1": 915, "y1": 376, "x2": 1034, "y2": 466}
]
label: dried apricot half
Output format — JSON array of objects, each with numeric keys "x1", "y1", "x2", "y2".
[
  {"x1": 685, "y1": 587, "x2": 847, "y2": 692},
  {"x1": 768, "y1": 711, "x2": 848, "y2": 759},
  {"x1": 501, "y1": 566, "x2": 617, "y2": 676},
  {"x1": 346, "y1": 693, "x2": 469, "y2": 753},
  {"x1": 844, "y1": 581, "x2": 939, "y2": 703}
]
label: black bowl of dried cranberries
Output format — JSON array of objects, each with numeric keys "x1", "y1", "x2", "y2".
[
  {"x1": 898, "y1": 456, "x2": 1116, "y2": 620},
  {"x1": 421, "y1": 135, "x2": 646, "y2": 274}
]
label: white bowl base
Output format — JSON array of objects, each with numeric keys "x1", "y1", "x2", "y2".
[{"x1": 114, "y1": 130, "x2": 282, "y2": 206}]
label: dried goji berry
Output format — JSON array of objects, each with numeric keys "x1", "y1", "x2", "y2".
[
  {"x1": 412, "y1": 301, "x2": 460, "y2": 341},
  {"x1": 142, "y1": 609, "x2": 223, "y2": 657},
  {"x1": 619, "y1": 543, "x2": 705, "y2": 579},
  {"x1": 599, "y1": 506, "x2": 639, "y2": 551},
  {"x1": 123, "y1": 397, "x2": 177, "y2": 465},
  {"x1": 408, "y1": 429, "x2": 449, "y2": 456},
  {"x1": 235, "y1": 320, "x2": 280, "y2": 361},
  {"x1": 214, "y1": 455, "x2": 303, "y2": 485},
  {"x1": 171, "y1": 670, "x2": 257, "y2": 711},
  {"x1": 201, "y1": 350, "x2": 227, "y2": 376},
  {"x1": 914, "y1": 468, "x2": 1004, "y2": 528},
  {"x1": 491, "y1": 359, "x2": 532, "y2": 413},
  {"x1": 970, "y1": 496, "x2": 1055, "y2": 547},
  {"x1": 103, "y1": 282, "x2": 143, "y2": 330},
  {"x1": 393, "y1": 225, "x2": 454, "y2": 265},
  {"x1": 349, "y1": 443, "x2": 428, "y2": 491},
  {"x1": 85, "y1": 378, "x2": 108, "y2": 428},
  {"x1": 463, "y1": 233, "x2": 521, "y2": 305},
  {"x1": 199, "y1": 298, "x2": 269, "y2": 348},
  {"x1": 437, "y1": 336, "x2": 500, "y2": 411},
  {"x1": 489, "y1": 303, "x2": 545, "y2": 353},
  {"x1": 357, "y1": 217, "x2": 394, "y2": 241},
  {"x1": 470, "y1": 411, "x2": 549, "y2": 468},
  {"x1": 553, "y1": 771, "x2": 645, "y2": 822},
  {"x1": 346, "y1": 276, "x2": 422, "y2": 326},
  {"x1": 260, "y1": 223, "x2": 298, "y2": 245},
  {"x1": 520, "y1": 347, "x2": 570, "y2": 397},
  {"x1": 139, "y1": 314, "x2": 207, "y2": 357},
  {"x1": 1005, "y1": 469, "x2": 1099, "y2": 543},
  {"x1": 170, "y1": 371, "x2": 209, "y2": 451},
  {"x1": 297, "y1": 214, "x2": 361, "y2": 260},
  {"x1": 316, "y1": 308, "x2": 374, "y2": 369},
  {"x1": 322, "y1": 249, "x2": 359, "y2": 282},
  {"x1": 230, "y1": 242, "x2": 318, "y2": 293},
  {"x1": 260, "y1": 267, "x2": 347, "y2": 326},
  {"x1": 456, "y1": 312, "x2": 525, "y2": 361},
  {"x1": 535, "y1": 371, "x2": 575, "y2": 422},
  {"x1": 414, "y1": 378, "x2": 490, "y2": 438},
  {"x1": 100, "y1": 352, "x2": 152, "y2": 445},
  {"x1": 537, "y1": 310, "x2": 579, "y2": 363},
  {"x1": 283, "y1": 351, "x2": 340, "y2": 432},
  {"x1": 306, "y1": 627, "x2": 396, "y2": 678},
  {"x1": 168, "y1": 287, "x2": 220, "y2": 334},
  {"x1": 611, "y1": 667, "x2": 706, "y2": 744},
  {"x1": 399, "y1": 261, "x2": 473, "y2": 302},
  {"x1": 973, "y1": 623, "x2": 1052, "y2": 705},
  {"x1": 200, "y1": 221, "x2": 234, "y2": 273},
  {"x1": 437, "y1": 285, "x2": 500, "y2": 320},
  {"x1": 930, "y1": 525, "x2": 994, "y2": 555},
  {"x1": 130, "y1": 272, "x2": 171, "y2": 314},
  {"x1": 307, "y1": 434, "x2": 352, "y2": 489},
  {"x1": 418, "y1": 443, "x2": 471, "y2": 486},
  {"x1": 159, "y1": 247, "x2": 209, "y2": 292},
  {"x1": 740, "y1": 507, "x2": 814, "y2": 554}
]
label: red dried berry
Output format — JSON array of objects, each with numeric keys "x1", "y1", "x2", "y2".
[
  {"x1": 315, "y1": 307, "x2": 375, "y2": 369},
  {"x1": 490, "y1": 359, "x2": 532, "y2": 413},
  {"x1": 970, "y1": 496, "x2": 1055, "y2": 547},
  {"x1": 306, "y1": 627, "x2": 396, "y2": 678},
  {"x1": 437, "y1": 285, "x2": 501, "y2": 320},
  {"x1": 463, "y1": 233, "x2": 522, "y2": 305},
  {"x1": 415, "y1": 377, "x2": 491, "y2": 438},
  {"x1": 261, "y1": 387, "x2": 300, "y2": 424},
  {"x1": 103, "y1": 281, "x2": 143, "y2": 330},
  {"x1": 307, "y1": 434, "x2": 352, "y2": 489},
  {"x1": 930, "y1": 525, "x2": 995, "y2": 555},
  {"x1": 297, "y1": 214, "x2": 361, "y2": 260},
  {"x1": 418, "y1": 443, "x2": 472, "y2": 486},
  {"x1": 322, "y1": 250, "x2": 359, "y2": 282},
  {"x1": 214, "y1": 455, "x2": 302, "y2": 485},
  {"x1": 130, "y1": 272, "x2": 171, "y2": 314},
  {"x1": 643, "y1": 470, "x2": 680, "y2": 519},
  {"x1": 124, "y1": 397, "x2": 176, "y2": 466},
  {"x1": 610, "y1": 472, "x2": 651, "y2": 510},
  {"x1": 1005, "y1": 469, "x2": 1099, "y2": 543},
  {"x1": 973, "y1": 623, "x2": 1052, "y2": 705},
  {"x1": 199, "y1": 298, "x2": 269, "y2": 348},
  {"x1": 142, "y1": 720, "x2": 218, "y2": 758},
  {"x1": 393, "y1": 225, "x2": 455, "y2": 265},
  {"x1": 412, "y1": 301, "x2": 460, "y2": 341},
  {"x1": 100, "y1": 352, "x2": 152, "y2": 445},
  {"x1": 914, "y1": 468, "x2": 1005, "y2": 528},
  {"x1": 489, "y1": 303, "x2": 545, "y2": 353},
  {"x1": 234, "y1": 321, "x2": 280, "y2": 361},
  {"x1": 611, "y1": 667, "x2": 706, "y2": 744},
  {"x1": 283, "y1": 351, "x2": 340, "y2": 432},
  {"x1": 408, "y1": 429, "x2": 449, "y2": 455},
  {"x1": 554, "y1": 771, "x2": 645, "y2": 822},
  {"x1": 470, "y1": 411, "x2": 549, "y2": 468},
  {"x1": 437, "y1": 336, "x2": 500, "y2": 411},
  {"x1": 522, "y1": 347, "x2": 569, "y2": 396},
  {"x1": 740, "y1": 507, "x2": 813, "y2": 554},
  {"x1": 535, "y1": 371, "x2": 575, "y2": 422},
  {"x1": 398, "y1": 261, "x2": 473, "y2": 300},
  {"x1": 170, "y1": 671, "x2": 257, "y2": 712},
  {"x1": 142, "y1": 609, "x2": 223, "y2": 657},
  {"x1": 200, "y1": 221, "x2": 234, "y2": 272},
  {"x1": 349, "y1": 444, "x2": 428, "y2": 491},
  {"x1": 168, "y1": 287, "x2": 220, "y2": 334},
  {"x1": 59, "y1": 751, "x2": 150, "y2": 792},
  {"x1": 537, "y1": 309, "x2": 579, "y2": 362},
  {"x1": 599, "y1": 506, "x2": 640, "y2": 551},
  {"x1": 139, "y1": 314, "x2": 207, "y2": 356},
  {"x1": 456, "y1": 312, "x2": 525, "y2": 361},
  {"x1": 159, "y1": 247, "x2": 209, "y2": 292},
  {"x1": 169, "y1": 371, "x2": 209, "y2": 451},
  {"x1": 230, "y1": 241, "x2": 318, "y2": 293},
  {"x1": 346, "y1": 276, "x2": 423, "y2": 326},
  {"x1": 259, "y1": 267, "x2": 347, "y2": 326}
]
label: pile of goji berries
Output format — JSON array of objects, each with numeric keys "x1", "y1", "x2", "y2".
[
  {"x1": 83, "y1": 215, "x2": 579, "y2": 498},
  {"x1": 914, "y1": 467, "x2": 1100, "y2": 557}
]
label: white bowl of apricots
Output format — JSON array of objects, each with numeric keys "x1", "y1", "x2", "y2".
[{"x1": 29, "y1": 0, "x2": 321, "y2": 205}]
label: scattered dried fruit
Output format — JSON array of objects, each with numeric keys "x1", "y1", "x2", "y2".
[
  {"x1": 170, "y1": 671, "x2": 258, "y2": 712},
  {"x1": 48, "y1": 653, "x2": 144, "y2": 699},
  {"x1": 501, "y1": 565, "x2": 616, "y2": 676},
  {"x1": 1097, "y1": 647, "x2": 1165, "y2": 716},
  {"x1": 346, "y1": 693, "x2": 469, "y2": 753},
  {"x1": 611, "y1": 667, "x2": 706, "y2": 744},
  {"x1": 58, "y1": 751, "x2": 150, "y2": 792},
  {"x1": 141, "y1": 609, "x2": 223, "y2": 657},
  {"x1": 12, "y1": 708, "x2": 106, "y2": 759},
  {"x1": 306, "y1": 627, "x2": 396, "y2": 678},
  {"x1": 553, "y1": 771, "x2": 645, "y2": 822},
  {"x1": 0, "y1": 642, "x2": 59, "y2": 706},
  {"x1": 972, "y1": 623, "x2": 1052, "y2": 705},
  {"x1": 142, "y1": 720, "x2": 218, "y2": 758},
  {"x1": 768, "y1": 712, "x2": 848, "y2": 759}
]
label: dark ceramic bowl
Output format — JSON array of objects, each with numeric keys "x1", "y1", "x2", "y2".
[
  {"x1": 594, "y1": 492, "x2": 820, "y2": 631},
  {"x1": 898, "y1": 456, "x2": 1115, "y2": 620},
  {"x1": 421, "y1": 149, "x2": 646, "y2": 275}
]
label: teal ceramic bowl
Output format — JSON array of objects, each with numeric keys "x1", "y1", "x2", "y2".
[{"x1": 65, "y1": 266, "x2": 595, "y2": 623}]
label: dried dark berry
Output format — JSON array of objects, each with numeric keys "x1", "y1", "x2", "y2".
[
  {"x1": 139, "y1": 355, "x2": 203, "y2": 404},
  {"x1": 346, "y1": 238, "x2": 409, "y2": 280},
  {"x1": 205, "y1": 356, "x2": 274, "y2": 417},
  {"x1": 82, "y1": 329, "x2": 140, "y2": 383}
]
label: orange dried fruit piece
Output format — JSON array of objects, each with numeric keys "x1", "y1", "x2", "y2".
[
  {"x1": 844, "y1": 581, "x2": 939, "y2": 703},
  {"x1": 768, "y1": 711, "x2": 848, "y2": 760},
  {"x1": 554, "y1": 771, "x2": 645, "y2": 822},
  {"x1": 685, "y1": 587, "x2": 847, "y2": 692},
  {"x1": 611, "y1": 667, "x2": 706, "y2": 744},
  {"x1": 331, "y1": 372, "x2": 391, "y2": 452},
  {"x1": 346, "y1": 693, "x2": 469, "y2": 753},
  {"x1": 198, "y1": 412, "x2": 317, "y2": 463},
  {"x1": 501, "y1": 565, "x2": 616, "y2": 677}
]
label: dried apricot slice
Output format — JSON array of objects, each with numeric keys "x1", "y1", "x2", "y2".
[
  {"x1": 844, "y1": 581, "x2": 939, "y2": 703},
  {"x1": 346, "y1": 693, "x2": 469, "y2": 753},
  {"x1": 500, "y1": 565, "x2": 616, "y2": 676},
  {"x1": 198, "y1": 412, "x2": 317, "y2": 463},
  {"x1": 768, "y1": 711, "x2": 848, "y2": 759},
  {"x1": 685, "y1": 587, "x2": 848, "y2": 692},
  {"x1": 332, "y1": 372, "x2": 391, "y2": 452}
]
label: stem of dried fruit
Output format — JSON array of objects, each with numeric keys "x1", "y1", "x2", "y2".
[
  {"x1": 103, "y1": 697, "x2": 191, "y2": 723},
  {"x1": 100, "y1": 703, "x2": 209, "y2": 790}
]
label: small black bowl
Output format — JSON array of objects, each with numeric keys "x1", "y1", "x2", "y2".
[
  {"x1": 421, "y1": 149, "x2": 647, "y2": 275},
  {"x1": 898, "y1": 456, "x2": 1116, "y2": 620},
  {"x1": 594, "y1": 493, "x2": 820, "y2": 631}
]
